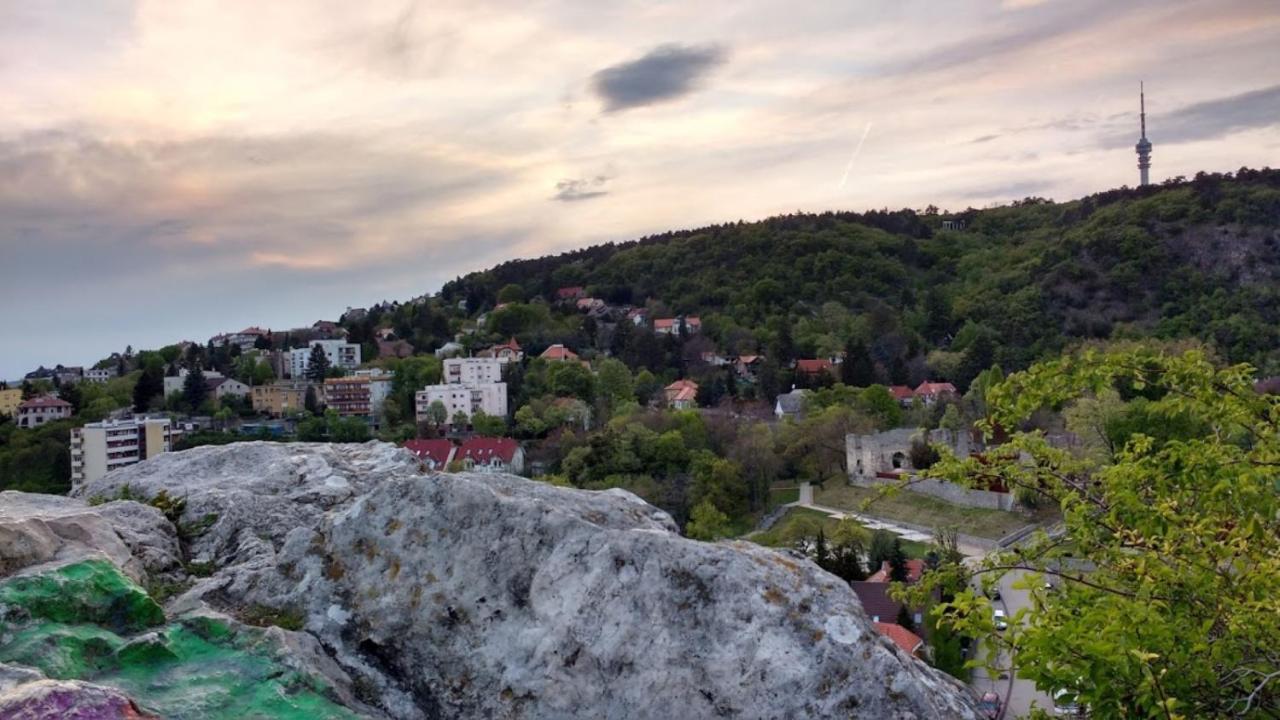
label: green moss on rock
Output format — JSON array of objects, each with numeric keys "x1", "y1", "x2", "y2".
[{"x1": 0, "y1": 560, "x2": 164, "y2": 633}]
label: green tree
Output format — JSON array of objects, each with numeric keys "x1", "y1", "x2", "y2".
[
  {"x1": 471, "y1": 409, "x2": 507, "y2": 436},
  {"x1": 548, "y1": 361, "x2": 595, "y2": 403},
  {"x1": 425, "y1": 400, "x2": 449, "y2": 430},
  {"x1": 596, "y1": 359, "x2": 634, "y2": 410},
  {"x1": 132, "y1": 361, "x2": 164, "y2": 413},
  {"x1": 633, "y1": 370, "x2": 660, "y2": 405},
  {"x1": 887, "y1": 538, "x2": 908, "y2": 582},
  {"x1": 182, "y1": 367, "x2": 208, "y2": 410},
  {"x1": 685, "y1": 499, "x2": 732, "y2": 541},
  {"x1": 496, "y1": 283, "x2": 525, "y2": 304},
  {"x1": 868, "y1": 529, "x2": 896, "y2": 572},
  {"x1": 857, "y1": 385, "x2": 902, "y2": 428},
  {"x1": 841, "y1": 340, "x2": 876, "y2": 387},
  {"x1": 304, "y1": 385, "x2": 321, "y2": 416},
  {"x1": 916, "y1": 348, "x2": 1280, "y2": 718},
  {"x1": 305, "y1": 344, "x2": 330, "y2": 382}
]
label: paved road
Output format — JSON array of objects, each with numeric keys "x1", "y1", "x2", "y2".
[
  {"x1": 794, "y1": 483, "x2": 988, "y2": 557},
  {"x1": 970, "y1": 569, "x2": 1054, "y2": 718}
]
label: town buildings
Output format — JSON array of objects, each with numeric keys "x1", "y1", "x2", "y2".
[
  {"x1": 70, "y1": 416, "x2": 177, "y2": 485},
  {"x1": 415, "y1": 357, "x2": 506, "y2": 426},
  {"x1": 478, "y1": 338, "x2": 523, "y2": 363},
  {"x1": 163, "y1": 369, "x2": 225, "y2": 397},
  {"x1": 402, "y1": 439, "x2": 456, "y2": 470},
  {"x1": 251, "y1": 382, "x2": 309, "y2": 417},
  {"x1": 207, "y1": 377, "x2": 251, "y2": 402},
  {"x1": 16, "y1": 396, "x2": 73, "y2": 428},
  {"x1": 324, "y1": 370, "x2": 392, "y2": 418},
  {"x1": 774, "y1": 389, "x2": 809, "y2": 421},
  {"x1": 457, "y1": 437, "x2": 524, "y2": 474},
  {"x1": 664, "y1": 379, "x2": 699, "y2": 410},
  {"x1": 539, "y1": 344, "x2": 579, "y2": 362},
  {"x1": 289, "y1": 340, "x2": 361, "y2": 379},
  {"x1": 653, "y1": 316, "x2": 702, "y2": 335},
  {"x1": 84, "y1": 367, "x2": 118, "y2": 383},
  {"x1": 210, "y1": 327, "x2": 270, "y2": 352}
]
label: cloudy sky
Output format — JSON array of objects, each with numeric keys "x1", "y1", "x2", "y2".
[{"x1": 2, "y1": 0, "x2": 1278, "y2": 378}]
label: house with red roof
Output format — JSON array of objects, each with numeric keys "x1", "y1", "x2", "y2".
[
  {"x1": 457, "y1": 437, "x2": 525, "y2": 474},
  {"x1": 17, "y1": 395, "x2": 73, "y2": 428},
  {"x1": 888, "y1": 385, "x2": 916, "y2": 406},
  {"x1": 653, "y1": 316, "x2": 702, "y2": 336},
  {"x1": 663, "y1": 379, "x2": 699, "y2": 410},
  {"x1": 555, "y1": 286, "x2": 586, "y2": 302},
  {"x1": 479, "y1": 337, "x2": 524, "y2": 363},
  {"x1": 794, "y1": 358, "x2": 835, "y2": 377},
  {"x1": 378, "y1": 339, "x2": 415, "y2": 359},
  {"x1": 873, "y1": 622, "x2": 927, "y2": 659},
  {"x1": 539, "y1": 344, "x2": 580, "y2": 362},
  {"x1": 913, "y1": 381, "x2": 958, "y2": 406},
  {"x1": 402, "y1": 439, "x2": 456, "y2": 471},
  {"x1": 867, "y1": 558, "x2": 928, "y2": 584}
]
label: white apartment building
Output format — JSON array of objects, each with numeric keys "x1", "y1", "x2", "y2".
[
  {"x1": 443, "y1": 357, "x2": 505, "y2": 385},
  {"x1": 415, "y1": 382, "x2": 507, "y2": 424},
  {"x1": 84, "y1": 367, "x2": 118, "y2": 383},
  {"x1": 71, "y1": 417, "x2": 178, "y2": 485},
  {"x1": 289, "y1": 340, "x2": 362, "y2": 379}
]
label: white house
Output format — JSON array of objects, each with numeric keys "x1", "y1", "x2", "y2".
[{"x1": 289, "y1": 340, "x2": 361, "y2": 379}]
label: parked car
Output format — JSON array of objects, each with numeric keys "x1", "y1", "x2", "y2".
[
  {"x1": 978, "y1": 692, "x2": 1001, "y2": 719},
  {"x1": 993, "y1": 609, "x2": 1008, "y2": 631},
  {"x1": 1053, "y1": 688, "x2": 1087, "y2": 716}
]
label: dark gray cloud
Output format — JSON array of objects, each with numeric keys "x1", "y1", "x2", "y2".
[
  {"x1": 1097, "y1": 83, "x2": 1280, "y2": 148},
  {"x1": 1150, "y1": 83, "x2": 1280, "y2": 144},
  {"x1": 591, "y1": 44, "x2": 727, "y2": 112},
  {"x1": 969, "y1": 133, "x2": 1000, "y2": 144},
  {"x1": 552, "y1": 175, "x2": 611, "y2": 201}
]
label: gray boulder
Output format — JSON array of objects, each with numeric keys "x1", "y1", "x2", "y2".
[{"x1": 75, "y1": 442, "x2": 980, "y2": 719}]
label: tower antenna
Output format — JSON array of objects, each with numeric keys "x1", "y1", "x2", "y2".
[{"x1": 1135, "y1": 82, "x2": 1152, "y2": 186}]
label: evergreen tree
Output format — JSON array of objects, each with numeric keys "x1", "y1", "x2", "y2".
[
  {"x1": 868, "y1": 529, "x2": 896, "y2": 571},
  {"x1": 305, "y1": 344, "x2": 330, "y2": 383},
  {"x1": 841, "y1": 340, "x2": 876, "y2": 387},
  {"x1": 895, "y1": 605, "x2": 916, "y2": 634},
  {"x1": 304, "y1": 385, "x2": 321, "y2": 416},
  {"x1": 888, "y1": 538, "x2": 909, "y2": 582},
  {"x1": 132, "y1": 362, "x2": 165, "y2": 413},
  {"x1": 183, "y1": 366, "x2": 208, "y2": 410},
  {"x1": 830, "y1": 538, "x2": 867, "y2": 582},
  {"x1": 813, "y1": 527, "x2": 831, "y2": 571}
]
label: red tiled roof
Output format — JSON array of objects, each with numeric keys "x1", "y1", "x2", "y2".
[
  {"x1": 867, "y1": 559, "x2": 927, "y2": 584},
  {"x1": 850, "y1": 581, "x2": 903, "y2": 622},
  {"x1": 19, "y1": 395, "x2": 72, "y2": 410},
  {"x1": 914, "y1": 381, "x2": 957, "y2": 396},
  {"x1": 493, "y1": 337, "x2": 522, "y2": 351},
  {"x1": 795, "y1": 359, "x2": 833, "y2": 374},
  {"x1": 540, "y1": 344, "x2": 579, "y2": 361},
  {"x1": 665, "y1": 379, "x2": 699, "y2": 403},
  {"x1": 239, "y1": 327, "x2": 269, "y2": 336},
  {"x1": 458, "y1": 437, "x2": 520, "y2": 464},
  {"x1": 654, "y1": 318, "x2": 675, "y2": 329},
  {"x1": 685, "y1": 316, "x2": 701, "y2": 325},
  {"x1": 889, "y1": 385, "x2": 915, "y2": 400},
  {"x1": 738, "y1": 355, "x2": 761, "y2": 364},
  {"x1": 403, "y1": 439, "x2": 455, "y2": 467},
  {"x1": 555, "y1": 286, "x2": 585, "y2": 299},
  {"x1": 874, "y1": 622, "x2": 925, "y2": 656}
]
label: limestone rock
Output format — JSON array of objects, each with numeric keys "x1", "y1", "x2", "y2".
[
  {"x1": 74, "y1": 442, "x2": 981, "y2": 719},
  {"x1": 0, "y1": 678, "x2": 158, "y2": 719},
  {"x1": 0, "y1": 491, "x2": 177, "y2": 583}
]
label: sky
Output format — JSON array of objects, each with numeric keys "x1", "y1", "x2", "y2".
[{"x1": 2, "y1": 0, "x2": 1279, "y2": 378}]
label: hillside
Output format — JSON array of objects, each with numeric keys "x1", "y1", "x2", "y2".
[{"x1": 439, "y1": 168, "x2": 1280, "y2": 386}]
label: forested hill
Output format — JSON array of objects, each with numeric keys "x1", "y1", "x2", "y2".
[{"x1": 440, "y1": 168, "x2": 1280, "y2": 386}]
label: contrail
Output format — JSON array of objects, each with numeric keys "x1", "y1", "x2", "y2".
[{"x1": 838, "y1": 122, "x2": 873, "y2": 190}]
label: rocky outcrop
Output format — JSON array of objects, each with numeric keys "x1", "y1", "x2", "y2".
[
  {"x1": 52, "y1": 441, "x2": 982, "y2": 719},
  {"x1": 0, "y1": 678, "x2": 159, "y2": 719}
]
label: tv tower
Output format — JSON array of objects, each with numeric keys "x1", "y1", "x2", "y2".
[{"x1": 1135, "y1": 82, "x2": 1152, "y2": 186}]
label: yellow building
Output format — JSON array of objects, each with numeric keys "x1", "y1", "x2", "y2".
[
  {"x1": 251, "y1": 382, "x2": 309, "y2": 417},
  {"x1": 0, "y1": 388, "x2": 21, "y2": 418}
]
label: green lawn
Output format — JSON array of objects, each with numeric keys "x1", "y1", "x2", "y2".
[
  {"x1": 767, "y1": 486, "x2": 800, "y2": 509},
  {"x1": 812, "y1": 483, "x2": 1055, "y2": 540},
  {"x1": 748, "y1": 507, "x2": 931, "y2": 558}
]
